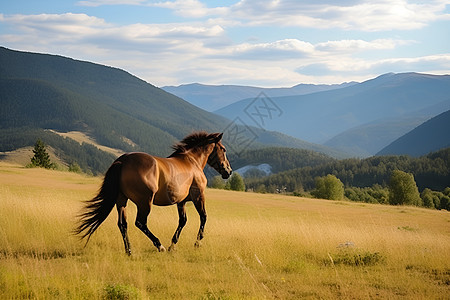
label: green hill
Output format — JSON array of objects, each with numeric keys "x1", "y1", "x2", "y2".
[
  {"x1": 229, "y1": 147, "x2": 335, "y2": 173},
  {"x1": 0, "y1": 47, "x2": 344, "y2": 174},
  {"x1": 245, "y1": 148, "x2": 450, "y2": 193}
]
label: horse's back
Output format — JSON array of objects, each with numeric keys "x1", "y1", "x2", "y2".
[{"x1": 118, "y1": 152, "x2": 160, "y2": 200}]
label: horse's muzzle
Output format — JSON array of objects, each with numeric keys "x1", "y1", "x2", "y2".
[{"x1": 221, "y1": 167, "x2": 232, "y2": 179}]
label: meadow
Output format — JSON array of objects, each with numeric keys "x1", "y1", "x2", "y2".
[{"x1": 0, "y1": 162, "x2": 449, "y2": 299}]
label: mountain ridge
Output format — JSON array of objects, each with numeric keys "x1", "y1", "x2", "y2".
[
  {"x1": 162, "y1": 81, "x2": 357, "y2": 112},
  {"x1": 214, "y1": 72, "x2": 450, "y2": 156},
  {"x1": 377, "y1": 109, "x2": 450, "y2": 157}
]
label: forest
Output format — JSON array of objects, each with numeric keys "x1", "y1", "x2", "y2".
[{"x1": 224, "y1": 147, "x2": 450, "y2": 210}]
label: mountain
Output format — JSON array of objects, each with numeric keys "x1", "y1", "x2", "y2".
[
  {"x1": 215, "y1": 72, "x2": 450, "y2": 156},
  {"x1": 0, "y1": 47, "x2": 345, "y2": 173},
  {"x1": 323, "y1": 95, "x2": 450, "y2": 156},
  {"x1": 376, "y1": 109, "x2": 450, "y2": 157},
  {"x1": 162, "y1": 82, "x2": 357, "y2": 112}
]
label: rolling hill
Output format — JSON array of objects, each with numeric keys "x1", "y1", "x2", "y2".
[
  {"x1": 215, "y1": 72, "x2": 450, "y2": 156},
  {"x1": 0, "y1": 47, "x2": 345, "y2": 173},
  {"x1": 162, "y1": 81, "x2": 356, "y2": 112},
  {"x1": 377, "y1": 109, "x2": 450, "y2": 157}
]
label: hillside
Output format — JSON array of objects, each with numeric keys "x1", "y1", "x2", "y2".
[
  {"x1": 229, "y1": 147, "x2": 335, "y2": 174},
  {"x1": 215, "y1": 73, "x2": 450, "y2": 156},
  {"x1": 0, "y1": 47, "x2": 344, "y2": 173},
  {"x1": 162, "y1": 81, "x2": 356, "y2": 111},
  {"x1": 245, "y1": 147, "x2": 450, "y2": 194},
  {"x1": 377, "y1": 109, "x2": 450, "y2": 156}
]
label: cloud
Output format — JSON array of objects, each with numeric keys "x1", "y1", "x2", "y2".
[
  {"x1": 75, "y1": 1, "x2": 450, "y2": 31},
  {"x1": 315, "y1": 39, "x2": 414, "y2": 53},
  {"x1": 1, "y1": 2, "x2": 448, "y2": 87},
  {"x1": 296, "y1": 54, "x2": 450, "y2": 77},
  {"x1": 216, "y1": 39, "x2": 315, "y2": 60}
]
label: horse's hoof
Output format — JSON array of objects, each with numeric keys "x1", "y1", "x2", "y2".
[
  {"x1": 126, "y1": 250, "x2": 132, "y2": 256},
  {"x1": 158, "y1": 245, "x2": 166, "y2": 252},
  {"x1": 168, "y1": 244, "x2": 176, "y2": 252},
  {"x1": 194, "y1": 241, "x2": 201, "y2": 248}
]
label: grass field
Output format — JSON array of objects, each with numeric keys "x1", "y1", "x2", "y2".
[{"x1": 0, "y1": 162, "x2": 449, "y2": 299}]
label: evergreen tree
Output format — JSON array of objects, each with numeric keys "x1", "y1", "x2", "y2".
[
  {"x1": 388, "y1": 170, "x2": 421, "y2": 206},
  {"x1": 29, "y1": 139, "x2": 55, "y2": 169}
]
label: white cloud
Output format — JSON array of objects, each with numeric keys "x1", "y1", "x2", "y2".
[
  {"x1": 147, "y1": 0, "x2": 448, "y2": 32},
  {"x1": 217, "y1": 39, "x2": 315, "y2": 60},
  {"x1": 315, "y1": 39, "x2": 414, "y2": 52}
]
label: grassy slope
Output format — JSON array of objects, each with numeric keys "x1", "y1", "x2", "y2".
[{"x1": 0, "y1": 163, "x2": 449, "y2": 299}]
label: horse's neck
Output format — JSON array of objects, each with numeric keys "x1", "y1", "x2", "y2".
[{"x1": 186, "y1": 147, "x2": 213, "y2": 170}]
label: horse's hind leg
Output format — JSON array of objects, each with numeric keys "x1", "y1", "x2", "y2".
[
  {"x1": 168, "y1": 201, "x2": 187, "y2": 252},
  {"x1": 135, "y1": 196, "x2": 166, "y2": 252},
  {"x1": 117, "y1": 193, "x2": 131, "y2": 256}
]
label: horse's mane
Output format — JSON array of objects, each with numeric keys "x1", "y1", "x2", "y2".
[{"x1": 168, "y1": 131, "x2": 219, "y2": 157}]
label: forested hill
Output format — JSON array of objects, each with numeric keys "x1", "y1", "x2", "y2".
[
  {"x1": 0, "y1": 47, "x2": 342, "y2": 173},
  {"x1": 229, "y1": 147, "x2": 335, "y2": 174},
  {"x1": 245, "y1": 147, "x2": 450, "y2": 193},
  {"x1": 0, "y1": 46, "x2": 223, "y2": 151}
]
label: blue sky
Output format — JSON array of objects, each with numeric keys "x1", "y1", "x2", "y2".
[{"x1": 1, "y1": 0, "x2": 449, "y2": 87}]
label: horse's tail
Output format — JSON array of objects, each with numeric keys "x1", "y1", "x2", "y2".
[{"x1": 74, "y1": 159, "x2": 123, "y2": 245}]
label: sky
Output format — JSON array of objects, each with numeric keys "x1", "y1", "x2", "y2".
[{"x1": 0, "y1": 0, "x2": 449, "y2": 87}]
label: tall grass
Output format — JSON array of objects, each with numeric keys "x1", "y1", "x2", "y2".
[{"x1": 0, "y1": 162, "x2": 449, "y2": 299}]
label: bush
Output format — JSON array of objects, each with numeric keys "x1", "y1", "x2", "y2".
[
  {"x1": 225, "y1": 173, "x2": 245, "y2": 191},
  {"x1": 345, "y1": 185, "x2": 389, "y2": 204},
  {"x1": 68, "y1": 162, "x2": 82, "y2": 173},
  {"x1": 388, "y1": 170, "x2": 422, "y2": 206},
  {"x1": 210, "y1": 175, "x2": 226, "y2": 189},
  {"x1": 103, "y1": 283, "x2": 139, "y2": 300},
  {"x1": 312, "y1": 174, "x2": 344, "y2": 200}
]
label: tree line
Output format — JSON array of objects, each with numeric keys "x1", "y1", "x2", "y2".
[{"x1": 237, "y1": 147, "x2": 450, "y2": 210}]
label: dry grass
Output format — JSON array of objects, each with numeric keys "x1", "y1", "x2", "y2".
[
  {"x1": 48, "y1": 130, "x2": 124, "y2": 157},
  {"x1": 0, "y1": 162, "x2": 449, "y2": 299}
]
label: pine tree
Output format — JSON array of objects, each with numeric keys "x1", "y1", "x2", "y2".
[{"x1": 29, "y1": 139, "x2": 55, "y2": 169}]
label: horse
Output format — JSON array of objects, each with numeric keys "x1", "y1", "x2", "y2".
[{"x1": 75, "y1": 132, "x2": 232, "y2": 254}]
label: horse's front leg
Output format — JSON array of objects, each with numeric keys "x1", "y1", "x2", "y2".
[
  {"x1": 168, "y1": 201, "x2": 187, "y2": 252},
  {"x1": 193, "y1": 194, "x2": 207, "y2": 248}
]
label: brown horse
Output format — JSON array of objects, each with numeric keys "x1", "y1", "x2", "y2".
[{"x1": 75, "y1": 132, "x2": 232, "y2": 254}]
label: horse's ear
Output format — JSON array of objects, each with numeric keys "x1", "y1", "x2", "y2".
[{"x1": 215, "y1": 133, "x2": 223, "y2": 142}]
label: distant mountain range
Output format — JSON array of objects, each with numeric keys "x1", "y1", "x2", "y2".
[
  {"x1": 162, "y1": 81, "x2": 356, "y2": 112},
  {"x1": 0, "y1": 47, "x2": 345, "y2": 173},
  {"x1": 214, "y1": 72, "x2": 450, "y2": 157}
]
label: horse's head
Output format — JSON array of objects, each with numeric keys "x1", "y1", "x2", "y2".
[{"x1": 207, "y1": 133, "x2": 232, "y2": 179}]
